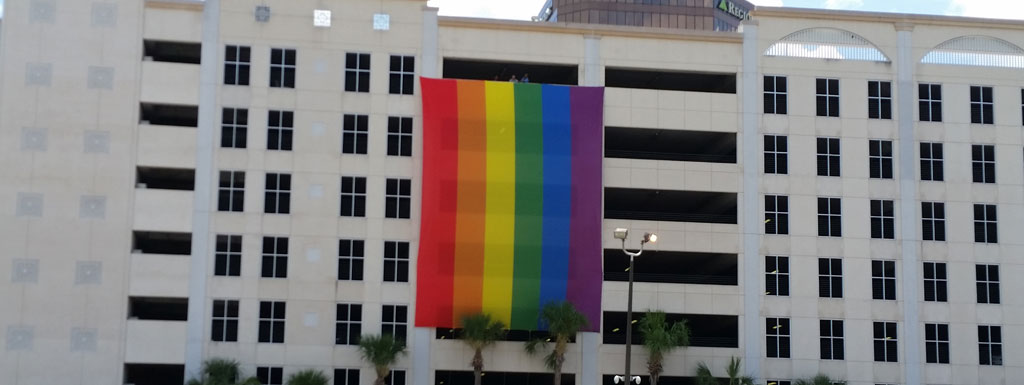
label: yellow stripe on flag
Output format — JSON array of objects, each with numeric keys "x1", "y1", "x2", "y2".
[{"x1": 481, "y1": 81, "x2": 516, "y2": 325}]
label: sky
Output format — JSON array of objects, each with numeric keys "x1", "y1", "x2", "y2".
[{"x1": 425, "y1": 0, "x2": 1024, "y2": 21}]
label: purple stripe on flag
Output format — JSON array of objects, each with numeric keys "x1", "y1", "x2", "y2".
[{"x1": 566, "y1": 86, "x2": 604, "y2": 332}]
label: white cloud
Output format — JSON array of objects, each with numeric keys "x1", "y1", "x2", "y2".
[
  {"x1": 824, "y1": 0, "x2": 863, "y2": 10},
  {"x1": 946, "y1": 0, "x2": 1024, "y2": 20},
  {"x1": 427, "y1": 0, "x2": 548, "y2": 20}
]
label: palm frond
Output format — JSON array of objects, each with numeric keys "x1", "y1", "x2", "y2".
[
  {"x1": 638, "y1": 311, "x2": 690, "y2": 356},
  {"x1": 524, "y1": 338, "x2": 547, "y2": 355},
  {"x1": 358, "y1": 334, "x2": 407, "y2": 369},
  {"x1": 539, "y1": 301, "x2": 589, "y2": 338},
  {"x1": 694, "y1": 362, "x2": 716, "y2": 385},
  {"x1": 460, "y1": 312, "x2": 507, "y2": 350},
  {"x1": 204, "y1": 358, "x2": 242, "y2": 384},
  {"x1": 286, "y1": 369, "x2": 330, "y2": 385}
]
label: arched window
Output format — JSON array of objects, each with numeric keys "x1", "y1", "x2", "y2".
[
  {"x1": 921, "y1": 36, "x2": 1024, "y2": 69},
  {"x1": 765, "y1": 28, "x2": 890, "y2": 62}
]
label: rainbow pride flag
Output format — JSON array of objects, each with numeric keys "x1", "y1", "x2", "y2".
[{"x1": 416, "y1": 78, "x2": 604, "y2": 331}]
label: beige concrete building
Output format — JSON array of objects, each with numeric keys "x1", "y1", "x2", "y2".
[{"x1": 1, "y1": 1, "x2": 1022, "y2": 385}]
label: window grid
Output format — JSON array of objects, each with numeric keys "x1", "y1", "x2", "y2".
[
  {"x1": 267, "y1": 110, "x2": 294, "y2": 151},
  {"x1": 870, "y1": 199, "x2": 895, "y2": 239},
  {"x1": 972, "y1": 144, "x2": 996, "y2": 183},
  {"x1": 261, "y1": 236, "x2": 288, "y2": 279},
  {"x1": 919, "y1": 83, "x2": 942, "y2": 122},
  {"x1": 338, "y1": 239, "x2": 364, "y2": 281},
  {"x1": 974, "y1": 204, "x2": 998, "y2": 243},
  {"x1": 766, "y1": 318, "x2": 790, "y2": 358},
  {"x1": 979, "y1": 325, "x2": 1003, "y2": 366},
  {"x1": 764, "y1": 135, "x2": 788, "y2": 174},
  {"x1": 345, "y1": 53, "x2": 371, "y2": 93},
  {"x1": 214, "y1": 234, "x2": 242, "y2": 277},
  {"x1": 257, "y1": 367, "x2": 283, "y2": 385},
  {"x1": 970, "y1": 85, "x2": 994, "y2": 124},
  {"x1": 264, "y1": 173, "x2": 291, "y2": 214},
  {"x1": 342, "y1": 114, "x2": 369, "y2": 155},
  {"x1": 381, "y1": 305, "x2": 408, "y2": 343},
  {"x1": 816, "y1": 137, "x2": 841, "y2": 177},
  {"x1": 816, "y1": 78, "x2": 840, "y2": 117},
  {"x1": 258, "y1": 301, "x2": 286, "y2": 343},
  {"x1": 765, "y1": 256, "x2": 789, "y2": 296},
  {"x1": 920, "y1": 142, "x2": 944, "y2": 181},
  {"x1": 869, "y1": 139, "x2": 893, "y2": 179},
  {"x1": 224, "y1": 45, "x2": 251, "y2": 86},
  {"x1": 386, "y1": 370, "x2": 406, "y2": 385},
  {"x1": 340, "y1": 176, "x2": 367, "y2": 217},
  {"x1": 218, "y1": 170, "x2": 245, "y2": 212},
  {"x1": 334, "y1": 369, "x2": 360, "y2": 385},
  {"x1": 872, "y1": 260, "x2": 896, "y2": 301},
  {"x1": 817, "y1": 197, "x2": 842, "y2": 237},
  {"x1": 925, "y1": 323, "x2": 950, "y2": 364},
  {"x1": 764, "y1": 195, "x2": 789, "y2": 235},
  {"x1": 389, "y1": 55, "x2": 415, "y2": 95},
  {"x1": 873, "y1": 321, "x2": 898, "y2": 362},
  {"x1": 385, "y1": 179, "x2": 412, "y2": 219},
  {"x1": 269, "y1": 48, "x2": 296, "y2": 88},
  {"x1": 868, "y1": 80, "x2": 892, "y2": 119},
  {"x1": 383, "y1": 241, "x2": 410, "y2": 283},
  {"x1": 820, "y1": 319, "x2": 844, "y2": 360},
  {"x1": 818, "y1": 258, "x2": 843, "y2": 298},
  {"x1": 976, "y1": 264, "x2": 1000, "y2": 304},
  {"x1": 921, "y1": 202, "x2": 946, "y2": 241},
  {"x1": 336, "y1": 303, "x2": 362, "y2": 345},
  {"x1": 211, "y1": 299, "x2": 239, "y2": 342},
  {"x1": 221, "y1": 108, "x2": 248, "y2": 149},
  {"x1": 764, "y1": 75, "x2": 788, "y2": 114},
  {"x1": 387, "y1": 117, "x2": 413, "y2": 157},
  {"x1": 923, "y1": 262, "x2": 948, "y2": 302}
]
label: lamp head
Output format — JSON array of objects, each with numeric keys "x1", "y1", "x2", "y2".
[
  {"x1": 642, "y1": 232, "x2": 657, "y2": 244},
  {"x1": 613, "y1": 228, "x2": 629, "y2": 240}
]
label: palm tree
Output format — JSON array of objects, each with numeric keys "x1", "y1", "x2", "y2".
[
  {"x1": 358, "y1": 334, "x2": 407, "y2": 385},
  {"x1": 524, "y1": 301, "x2": 589, "y2": 385},
  {"x1": 460, "y1": 313, "x2": 507, "y2": 385},
  {"x1": 638, "y1": 311, "x2": 690, "y2": 385},
  {"x1": 286, "y1": 369, "x2": 330, "y2": 385},
  {"x1": 694, "y1": 357, "x2": 754, "y2": 385},
  {"x1": 185, "y1": 358, "x2": 261, "y2": 385},
  {"x1": 794, "y1": 374, "x2": 844, "y2": 385},
  {"x1": 694, "y1": 362, "x2": 717, "y2": 385}
]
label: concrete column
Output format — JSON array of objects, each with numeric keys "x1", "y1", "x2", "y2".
[
  {"x1": 895, "y1": 22, "x2": 922, "y2": 385},
  {"x1": 184, "y1": 0, "x2": 221, "y2": 381},
  {"x1": 739, "y1": 19, "x2": 762, "y2": 379},
  {"x1": 583, "y1": 35, "x2": 602, "y2": 86}
]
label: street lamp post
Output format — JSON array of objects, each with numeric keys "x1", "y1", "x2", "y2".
[{"x1": 612, "y1": 228, "x2": 657, "y2": 385}]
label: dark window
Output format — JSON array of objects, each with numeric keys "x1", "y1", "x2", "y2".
[
  {"x1": 136, "y1": 167, "x2": 195, "y2": 191},
  {"x1": 817, "y1": 197, "x2": 842, "y2": 237},
  {"x1": 868, "y1": 80, "x2": 892, "y2": 119},
  {"x1": 214, "y1": 234, "x2": 241, "y2": 277},
  {"x1": 257, "y1": 367, "x2": 283, "y2": 385},
  {"x1": 920, "y1": 142, "x2": 944, "y2": 181},
  {"x1": 970, "y1": 85, "x2": 994, "y2": 124},
  {"x1": 979, "y1": 325, "x2": 1002, "y2": 365},
  {"x1": 334, "y1": 369, "x2": 360, "y2": 385},
  {"x1": 816, "y1": 78, "x2": 839, "y2": 117},
  {"x1": 972, "y1": 144, "x2": 996, "y2": 183},
  {"x1": 385, "y1": 179, "x2": 411, "y2": 219},
  {"x1": 340, "y1": 176, "x2": 367, "y2": 217},
  {"x1": 921, "y1": 202, "x2": 946, "y2": 241},
  {"x1": 974, "y1": 204, "x2": 998, "y2": 243},
  {"x1": 925, "y1": 323, "x2": 950, "y2": 364},
  {"x1": 342, "y1": 114, "x2": 369, "y2": 155},
  {"x1": 765, "y1": 195, "x2": 789, "y2": 235},
  {"x1": 820, "y1": 319, "x2": 844, "y2": 360},
  {"x1": 221, "y1": 108, "x2": 248, "y2": 149},
  {"x1": 269, "y1": 48, "x2": 296, "y2": 88},
  {"x1": 605, "y1": 127, "x2": 736, "y2": 163},
  {"x1": 766, "y1": 318, "x2": 790, "y2": 358},
  {"x1": 258, "y1": 301, "x2": 285, "y2": 343},
  {"x1": 976, "y1": 264, "x2": 1000, "y2": 304},
  {"x1": 765, "y1": 256, "x2": 789, "y2": 296},
  {"x1": 211, "y1": 299, "x2": 239, "y2": 342},
  {"x1": 218, "y1": 171, "x2": 245, "y2": 212},
  {"x1": 381, "y1": 305, "x2": 408, "y2": 343},
  {"x1": 764, "y1": 76, "x2": 787, "y2": 114},
  {"x1": 817, "y1": 137, "x2": 841, "y2": 177},
  {"x1": 224, "y1": 45, "x2": 251, "y2": 86},
  {"x1": 869, "y1": 140, "x2": 893, "y2": 179},
  {"x1": 128, "y1": 297, "x2": 188, "y2": 320},
  {"x1": 267, "y1": 110, "x2": 294, "y2": 151},
  {"x1": 764, "y1": 135, "x2": 788, "y2": 174},
  {"x1": 264, "y1": 173, "x2": 291, "y2": 214},
  {"x1": 386, "y1": 371, "x2": 405, "y2": 385},
  {"x1": 261, "y1": 236, "x2": 288, "y2": 279},
  {"x1": 345, "y1": 53, "x2": 370, "y2": 93},
  {"x1": 338, "y1": 239, "x2": 364, "y2": 281},
  {"x1": 389, "y1": 55, "x2": 415, "y2": 95},
  {"x1": 604, "y1": 68, "x2": 736, "y2": 93},
  {"x1": 873, "y1": 321, "x2": 898, "y2": 362},
  {"x1": 604, "y1": 250, "x2": 737, "y2": 286},
  {"x1": 870, "y1": 199, "x2": 895, "y2": 239},
  {"x1": 923, "y1": 262, "x2": 947, "y2": 302},
  {"x1": 383, "y1": 241, "x2": 410, "y2": 283},
  {"x1": 818, "y1": 258, "x2": 843, "y2": 298},
  {"x1": 919, "y1": 83, "x2": 942, "y2": 122},
  {"x1": 336, "y1": 304, "x2": 362, "y2": 345},
  {"x1": 604, "y1": 189, "x2": 738, "y2": 224},
  {"x1": 387, "y1": 117, "x2": 413, "y2": 156},
  {"x1": 871, "y1": 260, "x2": 896, "y2": 301}
]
